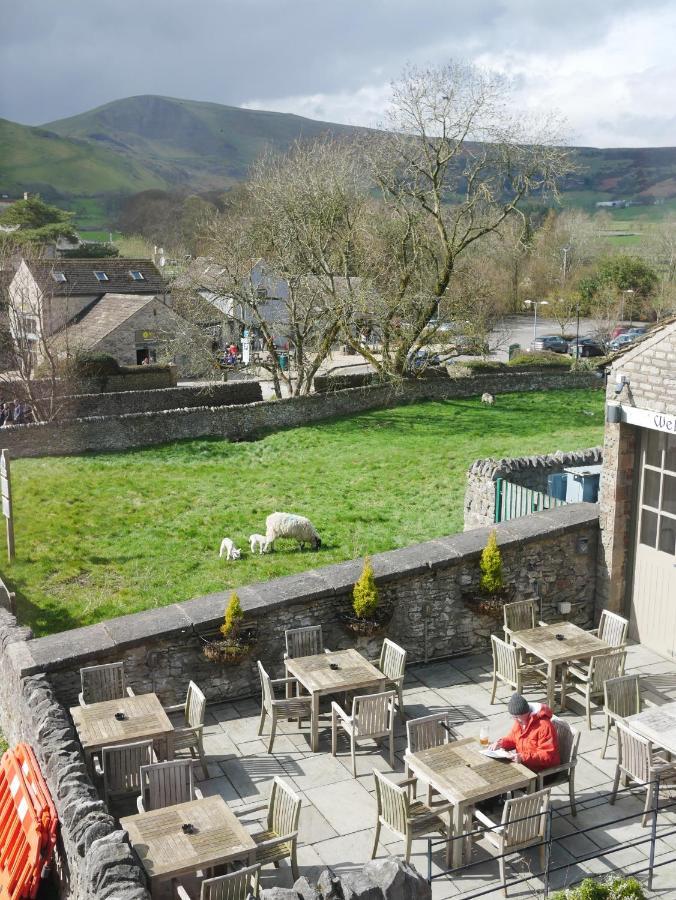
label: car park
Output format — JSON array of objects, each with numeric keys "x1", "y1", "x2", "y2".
[
  {"x1": 608, "y1": 333, "x2": 636, "y2": 352},
  {"x1": 530, "y1": 335, "x2": 569, "y2": 353}
]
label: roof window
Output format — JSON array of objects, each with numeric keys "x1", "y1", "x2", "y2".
[
  {"x1": 51, "y1": 271, "x2": 67, "y2": 283},
  {"x1": 129, "y1": 270, "x2": 145, "y2": 281},
  {"x1": 94, "y1": 271, "x2": 109, "y2": 282}
]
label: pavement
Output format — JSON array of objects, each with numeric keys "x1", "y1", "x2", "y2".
[{"x1": 124, "y1": 641, "x2": 676, "y2": 899}]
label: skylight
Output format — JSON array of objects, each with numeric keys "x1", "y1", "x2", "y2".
[
  {"x1": 51, "y1": 271, "x2": 67, "y2": 283},
  {"x1": 129, "y1": 270, "x2": 145, "y2": 281},
  {"x1": 94, "y1": 271, "x2": 109, "y2": 282}
]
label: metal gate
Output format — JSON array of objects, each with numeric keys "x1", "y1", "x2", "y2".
[{"x1": 494, "y1": 478, "x2": 567, "y2": 524}]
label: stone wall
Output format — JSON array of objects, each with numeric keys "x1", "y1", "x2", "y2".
[
  {"x1": 1, "y1": 370, "x2": 601, "y2": 459},
  {"x1": 464, "y1": 447, "x2": 603, "y2": 530},
  {"x1": 0, "y1": 608, "x2": 149, "y2": 900},
  {"x1": 15, "y1": 505, "x2": 599, "y2": 710}
]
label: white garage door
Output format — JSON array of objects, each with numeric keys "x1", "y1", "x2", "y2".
[{"x1": 630, "y1": 430, "x2": 676, "y2": 656}]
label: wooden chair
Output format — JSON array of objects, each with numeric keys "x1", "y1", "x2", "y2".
[
  {"x1": 561, "y1": 649, "x2": 626, "y2": 730},
  {"x1": 79, "y1": 661, "x2": 134, "y2": 706},
  {"x1": 94, "y1": 739, "x2": 153, "y2": 807},
  {"x1": 234, "y1": 777, "x2": 301, "y2": 880},
  {"x1": 490, "y1": 635, "x2": 548, "y2": 704},
  {"x1": 257, "y1": 661, "x2": 312, "y2": 753},
  {"x1": 472, "y1": 788, "x2": 551, "y2": 896},
  {"x1": 593, "y1": 610, "x2": 629, "y2": 648},
  {"x1": 610, "y1": 723, "x2": 676, "y2": 826},
  {"x1": 284, "y1": 625, "x2": 327, "y2": 659},
  {"x1": 503, "y1": 599, "x2": 542, "y2": 642},
  {"x1": 173, "y1": 863, "x2": 260, "y2": 900},
  {"x1": 405, "y1": 712, "x2": 455, "y2": 797},
  {"x1": 371, "y1": 769, "x2": 452, "y2": 867},
  {"x1": 536, "y1": 717, "x2": 580, "y2": 816},
  {"x1": 137, "y1": 759, "x2": 203, "y2": 812},
  {"x1": 601, "y1": 674, "x2": 643, "y2": 759},
  {"x1": 164, "y1": 681, "x2": 208, "y2": 779},
  {"x1": 331, "y1": 690, "x2": 396, "y2": 777},
  {"x1": 374, "y1": 639, "x2": 407, "y2": 713}
]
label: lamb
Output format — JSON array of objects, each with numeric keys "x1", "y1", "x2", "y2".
[
  {"x1": 219, "y1": 537, "x2": 242, "y2": 560},
  {"x1": 249, "y1": 533, "x2": 267, "y2": 555},
  {"x1": 481, "y1": 392, "x2": 495, "y2": 405},
  {"x1": 264, "y1": 512, "x2": 322, "y2": 552}
]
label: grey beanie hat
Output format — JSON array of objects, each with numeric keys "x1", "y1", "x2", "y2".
[{"x1": 508, "y1": 693, "x2": 530, "y2": 716}]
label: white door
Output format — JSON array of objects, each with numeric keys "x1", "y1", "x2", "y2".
[{"x1": 630, "y1": 429, "x2": 676, "y2": 657}]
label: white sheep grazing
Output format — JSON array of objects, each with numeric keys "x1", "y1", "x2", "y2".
[
  {"x1": 264, "y1": 512, "x2": 322, "y2": 552},
  {"x1": 249, "y1": 533, "x2": 267, "y2": 555},
  {"x1": 481, "y1": 392, "x2": 495, "y2": 405},
  {"x1": 219, "y1": 537, "x2": 241, "y2": 560}
]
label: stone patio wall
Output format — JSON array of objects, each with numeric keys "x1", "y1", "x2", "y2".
[
  {"x1": 0, "y1": 370, "x2": 600, "y2": 459},
  {"x1": 14, "y1": 505, "x2": 599, "y2": 709},
  {"x1": 463, "y1": 447, "x2": 603, "y2": 530}
]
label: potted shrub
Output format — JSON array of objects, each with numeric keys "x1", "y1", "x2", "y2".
[
  {"x1": 465, "y1": 530, "x2": 511, "y2": 619},
  {"x1": 201, "y1": 592, "x2": 258, "y2": 664},
  {"x1": 341, "y1": 557, "x2": 392, "y2": 636}
]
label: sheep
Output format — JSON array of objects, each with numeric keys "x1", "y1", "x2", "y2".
[
  {"x1": 219, "y1": 537, "x2": 241, "y2": 560},
  {"x1": 481, "y1": 392, "x2": 495, "y2": 405},
  {"x1": 264, "y1": 512, "x2": 322, "y2": 552},
  {"x1": 249, "y1": 533, "x2": 267, "y2": 554}
]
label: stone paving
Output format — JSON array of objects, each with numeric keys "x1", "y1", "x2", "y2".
[{"x1": 130, "y1": 642, "x2": 676, "y2": 899}]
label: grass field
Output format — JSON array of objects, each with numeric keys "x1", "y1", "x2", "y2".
[{"x1": 3, "y1": 389, "x2": 605, "y2": 637}]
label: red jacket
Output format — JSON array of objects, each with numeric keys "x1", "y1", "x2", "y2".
[{"x1": 499, "y1": 704, "x2": 560, "y2": 772}]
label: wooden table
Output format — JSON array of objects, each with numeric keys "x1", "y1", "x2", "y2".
[
  {"x1": 121, "y1": 795, "x2": 256, "y2": 893},
  {"x1": 405, "y1": 737, "x2": 536, "y2": 868},
  {"x1": 626, "y1": 700, "x2": 676, "y2": 756},
  {"x1": 285, "y1": 648, "x2": 387, "y2": 751},
  {"x1": 510, "y1": 621, "x2": 612, "y2": 709},
  {"x1": 70, "y1": 692, "x2": 174, "y2": 765}
]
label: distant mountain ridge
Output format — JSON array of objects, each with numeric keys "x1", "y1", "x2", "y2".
[{"x1": 2, "y1": 94, "x2": 676, "y2": 227}]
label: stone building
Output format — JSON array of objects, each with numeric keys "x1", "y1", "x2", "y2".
[{"x1": 598, "y1": 317, "x2": 676, "y2": 656}]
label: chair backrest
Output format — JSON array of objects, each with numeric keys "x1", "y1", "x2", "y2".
[
  {"x1": 597, "y1": 611, "x2": 629, "y2": 648},
  {"x1": 373, "y1": 769, "x2": 409, "y2": 837},
  {"x1": 352, "y1": 691, "x2": 396, "y2": 737},
  {"x1": 267, "y1": 777, "x2": 301, "y2": 838},
  {"x1": 101, "y1": 739, "x2": 153, "y2": 798},
  {"x1": 139, "y1": 759, "x2": 194, "y2": 811},
  {"x1": 503, "y1": 599, "x2": 537, "y2": 636},
  {"x1": 551, "y1": 716, "x2": 580, "y2": 766},
  {"x1": 491, "y1": 634, "x2": 519, "y2": 684},
  {"x1": 502, "y1": 787, "x2": 551, "y2": 849},
  {"x1": 589, "y1": 650, "x2": 626, "y2": 693},
  {"x1": 257, "y1": 661, "x2": 274, "y2": 709},
  {"x1": 285, "y1": 625, "x2": 323, "y2": 659},
  {"x1": 185, "y1": 681, "x2": 207, "y2": 729},
  {"x1": 604, "y1": 674, "x2": 641, "y2": 719},
  {"x1": 80, "y1": 662, "x2": 126, "y2": 704},
  {"x1": 617, "y1": 722, "x2": 652, "y2": 783},
  {"x1": 379, "y1": 639, "x2": 407, "y2": 682},
  {"x1": 406, "y1": 711, "x2": 453, "y2": 754},
  {"x1": 200, "y1": 864, "x2": 261, "y2": 900}
]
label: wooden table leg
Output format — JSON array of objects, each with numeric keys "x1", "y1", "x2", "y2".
[
  {"x1": 547, "y1": 662, "x2": 556, "y2": 710},
  {"x1": 451, "y1": 802, "x2": 465, "y2": 869},
  {"x1": 311, "y1": 692, "x2": 320, "y2": 752}
]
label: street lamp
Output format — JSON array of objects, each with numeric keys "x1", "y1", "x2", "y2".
[{"x1": 524, "y1": 299, "x2": 549, "y2": 340}]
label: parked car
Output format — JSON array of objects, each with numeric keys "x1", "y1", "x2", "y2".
[
  {"x1": 568, "y1": 337, "x2": 605, "y2": 358},
  {"x1": 625, "y1": 326, "x2": 648, "y2": 339},
  {"x1": 608, "y1": 333, "x2": 636, "y2": 352},
  {"x1": 530, "y1": 335, "x2": 569, "y2": 354},
  {"x1": 406, "y1": 349, "x2": 442, "y2": 371},
  {"x1": 611, "y1": 326, "x2": 630, "y2": 339}
]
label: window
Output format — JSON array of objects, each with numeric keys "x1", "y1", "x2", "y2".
[
  {"x1": 638, "y1": 432, "x2": 676, "y2": 556},
  {"x1": 129, "y1": 270, "x2": 145, "y2": 281},
  {"x1": 22, "y1": 316, "x2": 38, "y2": 334},
  {"x1": 94, "y1": 271, "x2": 109, "y2": 282},
  {"x1": 51, "y1": 271, "x2": 67, "y2": 283}
]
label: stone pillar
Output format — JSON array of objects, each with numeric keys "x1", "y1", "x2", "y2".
[{"x1": 597, "y1": 420, "x2": 637, "y2": 616}]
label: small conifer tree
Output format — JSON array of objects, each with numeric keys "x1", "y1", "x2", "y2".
[
  {"x1": 220, "y1": 591, "x2": 244, "y2": 639},
  {"x1": 479, "y1": 530, "x2": 503, "y2": 595},
  {"x1": 353, "y1": 556, "x2": 379, "y2": 619}
]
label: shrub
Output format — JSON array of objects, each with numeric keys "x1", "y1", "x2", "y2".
[
  {"x1": 220, "y1": 591, "x2": 244, "y2": 639},
  {"x1": 353, "y1": 556, "x2": 379, "y2": 619},
  {"x1": 550, "y1": 875, "x2": 646, "y2": 900},
  {"x1": 462, "y1": 360, "x2": 507, "y2": 372},
  {"x1": 70, "y1": 351, "x2": 120, "y2": 378},
  {"x1": 508, "y1": 351, "x2": 572, "y2": 368},
  {"x1": 479, "y1": 530, "x2": 503, "y2": 595}
]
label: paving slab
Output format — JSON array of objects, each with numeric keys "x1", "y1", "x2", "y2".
[{"x1": 305, "y1": 779, "x2": 377, "y2": 836}]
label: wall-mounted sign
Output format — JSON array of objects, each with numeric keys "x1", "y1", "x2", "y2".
[
  {"x1": 615, "y1": 404, "x2": 676, "y2": 434},
  {"x1": 134, "y1": 330, "x2": 169, "y2": 344}
]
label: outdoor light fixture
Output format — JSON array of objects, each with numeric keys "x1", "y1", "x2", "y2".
[
  {"x1": 606, "y1": 402, "x2": 622, "y2": 424},
  {"x1": 614, "y1": 373, "x2": 630, "y2": 396}
]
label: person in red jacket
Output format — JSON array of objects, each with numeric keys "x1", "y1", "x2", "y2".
[{"x1": 491, "y1": 693, "x2": 560, "y2": 772}]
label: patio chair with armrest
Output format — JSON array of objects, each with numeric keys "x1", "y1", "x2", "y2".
[
  {"x1": 163, "y1": 681, "x2": 209, "y2": 779},
  {"x1": 610, "y1": 722, "x2": 676, "y2": 826},
  {"x1": 284, "y1": 625, "x2": 329, "y2": 660},
  {"x1": 373, "y1": 639, "x2": 407, "y2": 714},
  {"x1": 601, "y1": 674, "x2": 652, "y2": 759},
  {"x1": 137, "y1": 759, "x2": 203, "y2": 812},
  {"x1": 591, "y1": 610, "x2": 629, "y2": 648},
  {"x1": 257, "y1": 661, "x2": 312, "y2": 753},
  {"x1": 405, "y1": 711, "x2": 455, "y2": 799},
  {"x1": 472, "y1": 787, "x2": 551, "y2": 897},
  {"x1": 371, "y1": 769, "x2": 453, "y2": 867},
  {"x1": 331, "y1": 690, "x2": 396, "y2": 777},
  {"x1": 93, "y1": 739, "x2": 154, "y2": 808},
  {"x1": 234, "y1": 777, "x2": 301, "y2": 881},
  {"x1": 561, "y1": 649, "x2": 626, "y2": 730},
  {"x1": 490, "y1": 635, "x2": 548, "y2": 705},
  {"x1": 172, "y1": 863, "x2": 260, "y2": 900},
  {"x1": 536, "y1": 717, "x2": 580, "y2": 816},
  {"x1": 79, "y1": 661, "x2": 135, "y2": 707}
]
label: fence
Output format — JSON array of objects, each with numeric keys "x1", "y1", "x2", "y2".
[
  {"x1": 426, "y1": 777, "x2": 676, "y2": 898},
  {"x1": 494, "y1": 477, "x2": 568, "y2": 524}
]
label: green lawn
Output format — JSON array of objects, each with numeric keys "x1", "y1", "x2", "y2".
[{"x1": 3, "y1": 389, "x2": 605, "y2": 636}]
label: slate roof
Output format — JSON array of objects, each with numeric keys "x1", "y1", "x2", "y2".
[
  {"x1": 26, "y1": 258, "x2": 167, "y2": 296},
  {"x1": 51, "y1": 294, "x2": 158, "y2": 350}
]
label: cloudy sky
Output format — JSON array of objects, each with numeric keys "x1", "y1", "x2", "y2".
[{"x1": 2, "y1": 0, "x2": 675, "y2": 147}]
